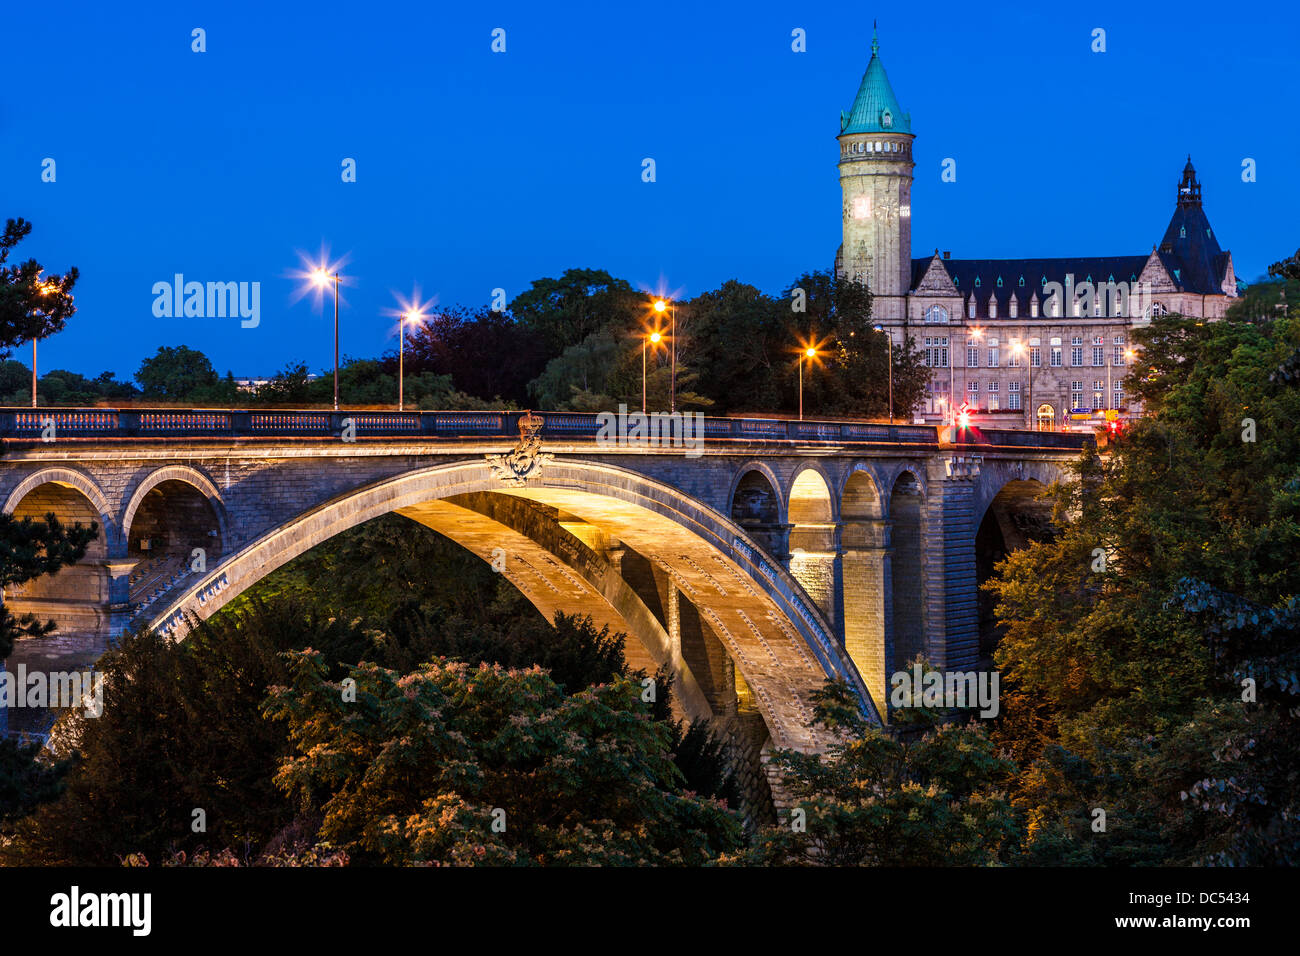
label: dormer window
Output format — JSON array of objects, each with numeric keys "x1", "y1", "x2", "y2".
[
  {"x1": 1179, "y1": 226, "x2": 1186, "y2": 238},
  {"x1": 996, "y1": 276, "x2": 1003, "y2": 287},
  {"x1": 881, "y1": 109, "x2": 893, "y2": 128},
  {"x1": 1018, "y1": 276, "x2": 1025, "y2": 287},
  {"x1": 968, "y1": 298, "x2": 976, "y2": 319},
  {"x1": 974, "y1": 276, "x2": 981, "y2": 288}
]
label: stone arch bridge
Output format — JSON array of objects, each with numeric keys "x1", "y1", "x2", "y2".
[{"x1": 0, "y1": 408, "x2": 1088, "y2": 803}]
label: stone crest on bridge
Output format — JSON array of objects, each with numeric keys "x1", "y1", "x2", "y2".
[{"x1": 486, "y1": 410, "x2": 554, "y2": 486}]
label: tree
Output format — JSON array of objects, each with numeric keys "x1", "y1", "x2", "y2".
[
  {"x1": 985, "y1": 282, "x2": 1300, "y2": 864},
  {"x1": 135, "y1": 345, "x2": 221, "y2": 401},
  {"x1": 0, "y1": 217, "x2": 96, "y2": 658},
  {"x1": 0, "y1": 217, "x2": 78, "y2": 354},
  {"x1": 782, "y1": 270, "x2": 930, "y2": 418},
  {"x1": 509, "y1": 268, "x2": 643, "y2": 356},
  {"x1": 265, "y1": 650, "x2": 742, "y2": 865},
  {"x1": 736, "y1": 679, "x2": 1020, "y2": 866},
  {"x1": 402, "y1": 306, "x2": 547, "y2": 406}
]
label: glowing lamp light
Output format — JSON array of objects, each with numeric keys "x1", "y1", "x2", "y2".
[
  {"x1": 311, "y1": 267, "x2": 331, "y2": 288},
  {"x1": 805, "y1": 347, "x2": 816, "y2": 358},
  {"x1": 958, "y1": 411, "x2": 971, "y2": 429},
  {"x1": 649, "y1": 331, "x2": 662, "y2": 344},
  {"x1": 653, "y1": 299, "x2": 667, "y2": 314}
]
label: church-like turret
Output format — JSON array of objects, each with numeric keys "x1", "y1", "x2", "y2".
[{"x1": 836, "y1": 26, "x2": 914, "y2": 319}]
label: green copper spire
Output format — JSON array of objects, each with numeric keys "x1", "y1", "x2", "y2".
[{"x1": 840, "y1": 27, "x2": 911, "y2": 135}]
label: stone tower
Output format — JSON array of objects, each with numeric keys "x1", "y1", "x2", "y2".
[{"x1": 836, "y1": 27, "x2": 914, "y2": 320}]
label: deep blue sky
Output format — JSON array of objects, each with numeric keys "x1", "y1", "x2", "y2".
[{"x1": 5, "y1": 0, "x2": 1296, "y2": 381}]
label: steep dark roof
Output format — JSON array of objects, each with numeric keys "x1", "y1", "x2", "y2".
[
  {"x1": 909, "y1": 256, "x2": 1149, "y2": 319},
  {"x1": 1157, "y1": 160, "x2": 1226, "y2": 294},
  {"x1": 903, "y1": 160, "x2": 1230, "y2": 313}
]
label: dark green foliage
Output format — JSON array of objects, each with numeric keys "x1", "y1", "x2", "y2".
[
  {"x1": 265, "y1": 649, "x2": 742, "y2": 865},
  {"x1": 0, "y1": 737, "x2": 69, "y2": 831},
  {"x1": 738, "y1": 680, "x2": 1020, "y2": 866},
  {"x1": 0, "y1": 217, "x2": 78, "y2": 351},
  {"x1": 986, "y1": 280, "x2": 1300, "y2": 865}
]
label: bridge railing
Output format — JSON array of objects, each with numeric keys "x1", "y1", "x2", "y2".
[{"x1": 0, "y1": 408, "x2": 1093, "y2": 450}]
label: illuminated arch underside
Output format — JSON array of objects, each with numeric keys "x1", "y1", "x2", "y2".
[{"x1": 148, "y1": 460, "x2": 877, "y2": 751}]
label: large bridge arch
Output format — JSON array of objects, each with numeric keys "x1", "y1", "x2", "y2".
[{"x1": 148, "y1": 458, "x2": 879, "y2": 751}]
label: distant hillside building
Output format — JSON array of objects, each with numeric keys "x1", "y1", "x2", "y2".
[{"x1": 836, "y1": 30, "x2": 1238, "y2": 428}]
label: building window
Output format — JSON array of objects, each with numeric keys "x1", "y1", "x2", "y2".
[
  {"x1": 1093, "y1": 381, "x2": 1105, "y2": 409},
  {"x1": 1071, "y1": 336, "x2": 1083, "y2": 367},
  {"x1": 1037, "y1": 403, "x2": 1055, "y2": 430},
  {"x1": 1031, "y1": 346, "x2": 1041, "y2": 368},
  {"x1": 968, "y1": 298, "x2": 976, "y2": 319},
  {"x1": 1009, "y1": 381, "x2": 1022, "y2": 410},
  {"x1": 1147, "y1": 301, "x2": 1168, "y2": 318},
  {"x1": 1071, "y1": 381, "x2": 1084, "y2": 409},
  {"x1": 1113, "y1": 381, "x2": 1123, "y2": 408},
  {"x1": 968, "y1": 381, "x2": 979, "y2": 408},
  {"x1": 1093, "y1": 340, "x2": 1105, "y2": 366},
  {"x1": 925, "y1": 305, "x2": 949, "y2": 324},
  {"x1": 967, "y1": 345, "x2": 979, "y2": 368},
  {"x1": 924, "y1": 336, "x2": 949, "y2": 368},
  {"x1": 1009, "y1": 297, "x2": 1018, "y2": 318},
  {"x1": 1050, "y1": 346, "x2": 1062, "y2": 367},
  {"x1": 988, "y1": 346, "x2": 999, "y2": 367},
  {"x1": 1008, "y1": 345, "x2": 1021, "y2": 367},
  {"x1": 1113, "y1": 335, "x2": 1126, "y2": 366},
  {"x1": 988, "y1": 381, "x2": 1000, "y2": 411}
]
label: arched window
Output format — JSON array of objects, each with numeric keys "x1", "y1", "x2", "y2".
[
  {"x1": 1146, "y1": 301, "x2": 1169, "y2": 318},
  {"x1": 1036, "y1": 403, "x2": 1055, "y2": 431},
  {"x1": 924, "y1": 304, "x2": 949, "y2": 324}
]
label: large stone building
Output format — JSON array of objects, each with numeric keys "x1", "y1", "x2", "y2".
[{"x1": 836, "y1": 30, "x2": 1239, "y2": 428}]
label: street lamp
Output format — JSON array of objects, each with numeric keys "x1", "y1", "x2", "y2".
[
  {"x1": 654, "y1": 298, "x2": 676, "y2": 412},
  {"x1": 643, "y1": 329, "x2": 662, "y2": 414},
  {"x1": 873, "y1": 325, "x2": 893, "y2": 423},
  {"x1": 398, "y1": 310, "x2": 425, "y2": 411},
  {"x1": 799, "y1": 346, "x2": 816, "y2": 420},
  {"x1": 312, "y1": 268, "x2": 342, "y2": 410},
  {"x1": 32, "y1": 280, "x2": 60, "y2": 408}
]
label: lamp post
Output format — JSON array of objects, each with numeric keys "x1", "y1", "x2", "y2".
[
  {"x1": 654, "y1": 298, "x2": 675, "y2": 412},
  {"x1": 312, "y1": 268, "x2": 342, "y2": 410},
  {"x1": 399, "y1": 312, "x2": 409, "y2": 411},
  {"x1": 799, "y1": 346, "x2": 816, "y2": 420},
  {"x1": 31, "y1": 280, "x2": 61, "y2": 408},
  {"x1": 873, "y1": 325, "x2": 893, "y2": 423},
  {"x1": 642, "y1": 330, "x2": 662, "y2": 414}
]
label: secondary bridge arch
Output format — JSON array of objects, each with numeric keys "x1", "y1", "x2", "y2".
[{"x1": 149, "y1": 458, "x2": 879, "y2": 751}]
